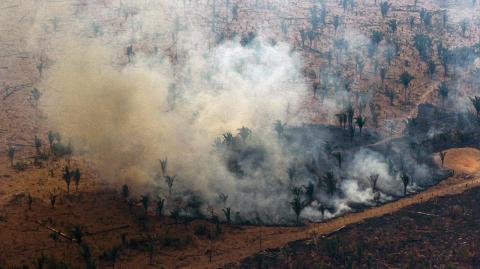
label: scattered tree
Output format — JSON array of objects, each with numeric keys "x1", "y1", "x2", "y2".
[
  {"x1": 401, "y1": 172, "x2": 410, "y2": 196},
  {"x1": 439, "y1": 151, "x2": 447, "y2": 167}
]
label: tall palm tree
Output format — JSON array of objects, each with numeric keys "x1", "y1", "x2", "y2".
[
  {"x1": 290, "y1": 195, "x2": 306, "y2": 226},
  {"x1": 165, "y1": 175, "x2": 176, "y2": 197},
  {"x1": 73, "y1": 168, "x2": 81, "y2": 192},
  {"x1": 274, "y1": 120, "x2": 286, "y2": 137},
  {"x1": 399, "y1": 71, "x2": 414, "y2": 105},
  {"x1": 401, "y1": 172, "x2": 410, "y2": 196},
  {"x1": 355, "y1": 116, "x2": 367, "y2": 134},
  {"x1": 141, "y1": 195, "x2": 150, "y2": 215},
  {"x1": 321, "y1": 172, "x2": 337, "y2": 195},
  {"x1": 7, "y1": 145, "x2": 15, "y2": 167},
  {"x1": 237, "y1": 126, "x2": 252, "y2": 142},
  {"x1": 63, "y1": 166, "x2": 72, "y2": 193}
]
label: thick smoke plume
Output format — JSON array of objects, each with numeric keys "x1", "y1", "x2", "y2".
[{"x1": 7, "y1": 0, "x2": 454, "y2": 224}]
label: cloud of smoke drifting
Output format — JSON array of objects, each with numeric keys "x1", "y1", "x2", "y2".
[
  {"x1": 37, "y1": 0, "x2": 308, "y2": 222},
  {"x1": 20, "y1": 0, "x2": 448, "y2": 224}
]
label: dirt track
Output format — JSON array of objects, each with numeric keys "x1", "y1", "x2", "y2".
[{"x1": 180, "y1": 147, "x2": 480, "y2": 269}]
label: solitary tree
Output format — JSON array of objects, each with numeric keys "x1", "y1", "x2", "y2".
[
  {"x1": 401, "y1": 172, "x2": 410, "y2": 196},
  {"x1": 333, "y1": 15, "x2": 341, "y2": 34},
  {"x1": 355, "y1": 116, "x2": 367, "y2": 134},
  {"x1": 322, "y1": 172, "x2": 337, "y2": 195},
  {"x1": 49, "y1": 192, "x2": 57, "y2": 209},
  {"x1": 73, "y1": 168, "x2": 81, "y2": 192},
  {"x1": 165, "y1": 175, "x2": 176, "y2": 197},
  {"x1": 222, "y1": 207, "x2": 232, "y2": 224},
  {"x1": 156, "y1": 197, "x2": 165, "y2": 217},
  {"x1": 160, "y1": 158, "x2": 168, "y2": 176},
  {"x1": 237, "y1": 126, "x2": 252, "y2": 142},
  {"x1": 290, "y1": 195, "x2": 306, "y2": 226},
  {"x1": 34, "y1": 136, "x2": 42, "y2": 156},
  {"x1": 27, "y1": 193, "x2": 33, "y2": 210},
  {"x1": 387, "y1": 19, "x2": 398, "y2": 33},
  {"x1": 332, "y1": 152, "x2": 343, "y2": 168},
  {"x1": 399, "y1": 71, "x2": 414, "y2": 105},
  {"x1": 380, "y1": 2, "x2": 391, "y2": 18},
  {"x1": 369, "y1": 174, "x2": 379, "y2": 192},
  {"x1": 63, "y1": 166, "x2": 72, "y2": 193},
  {"x1": 439, "y1": 151, "x2": 447, "y2": 167},
  {"x1": 460, "y1": 19, "x2": 469, "y2": 37},
  {"x1": 141, "y1": 195, "x2": 150, "y2": 215},
  {"x1": 274, "y1": 120, "x2": 287, "y2": 137},
  {"x1": 47, "y1": 131, "x2": 56, "y2": 153},
  {"x1": 121, "y1": 184, "x2": 129, "y2": 200},
  {"x1": 218, "y1": 192, "x2": 228, "y2": 207},
  {"x1": 7, "y1": 145, "x2": 15, "y2": 167}
]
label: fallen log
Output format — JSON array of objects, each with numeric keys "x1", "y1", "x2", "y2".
[
  {"x1": 86, "y1": 224, "x2": 130, "y2": 236},
  {"x1": 36, "y1": 220, "x2": 73, "y2": 241}
]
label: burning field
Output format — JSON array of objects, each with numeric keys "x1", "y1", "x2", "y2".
[{"x1": 0, "y1": 0, "x2": 480, "y2": 268}]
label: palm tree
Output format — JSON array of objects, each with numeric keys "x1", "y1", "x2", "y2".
[
  {"x1": 71, "y1": 226, "x2": 84, "y2": 244},
  {"x1": 121, "y1": 184, "x2": 129, "y2": 200},
  {"x1": 237, "y1": 126, "x2": 252, "y2": 142},
  {"x1": 370, "y1": 31, "x2": 383, "y2": 48},
  {"x1": 165, "y1": 175, "x2": 176, "y2": 197},
  {"x1": 438, "y1": 82, "x2": 449, "y2": 107},
  {"x1": 332, "y1": 152, "x2": 343, "y2": 168},
  {"x1": 401, "y1": 172, "x2": 410, "y2": 196},
  {"x1": 222, "y1": 132, "x2": 234, "y2": 146},
  {"x1": 218, "y1": 192, "x2": 228, "y2": 207},
  {"x1": 141, "y1": 195, "x2": 150, "y2": 215},
  {"x1": 370, "y1": 174, "x2": 379, "y2": 192},
  {"x1": 379, "y1": 67, "x2": 387, "y2": 85},
  {"x1": 439, "y1": 151, "x2": 447, "y2": 167},
  {"x1": 460, "y1": 19, "x2": 469, "y2": 37},
  {"x1": 427, "y1": 60, "x2": 436, "y2": 78},
  {"x1": 335, "y1": 113, "x2": 347, "y2": 128},
  {"x1": 47, "y1": 131, "x2": 56, "y2": 153},
  {"x1": 333, "y1": 15, "x2": 341, "y2": 34},
  {"x1": 34, "y1": 136, "x2": 42, "y2": 156},
  {"x1": 399, "y1": 71, "x2": 414, "y2": 104},
  {"x1": 159, "y1": 158, "x2": 168, "y2": 176},
  {"x1": 274, "y1": 120, "x2": 286, "y2": 137},
  {"x1": 27, "y1": 193, "x2": 33, "y2": 210},
  {"x1": 355, "y1": 116, "x2": 367, "y2": 134},
  {"x1": 303, "y1": 182, "x2": 315, "y2": 203},
  {"x1": 7, "y1": 145, "x2": 15, "y2": 167},
  {"x1": 222, "y1": 207, "x2": 232, "y2": 224},
  {"x1": 156, "y1": 197, "x2": 165, "y2": 217},
  {"x1": 49, "y1": 192, "x2": 57, "y2": 209},
  {"x1": 469, "y1": 96, "x2": 480, "y2": 118},
  {"x1": 63, "y1": 166, "x2": 71, "y2": 193},
  {"x1": 290, "y1": 195, "x2": 306, "y2": 226},
  {"x1": 73, "y1": 168, "x2": 81, "y2": 192},
  {"x1": 387, "y1": 19, "x2": 398, "y2": 33},
  {"x1": 380, "y1": 2, "x2": 391, "y2": 18},
  {"x1": 321, "y1": 172, "x2": 337, "y2": 195}
]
